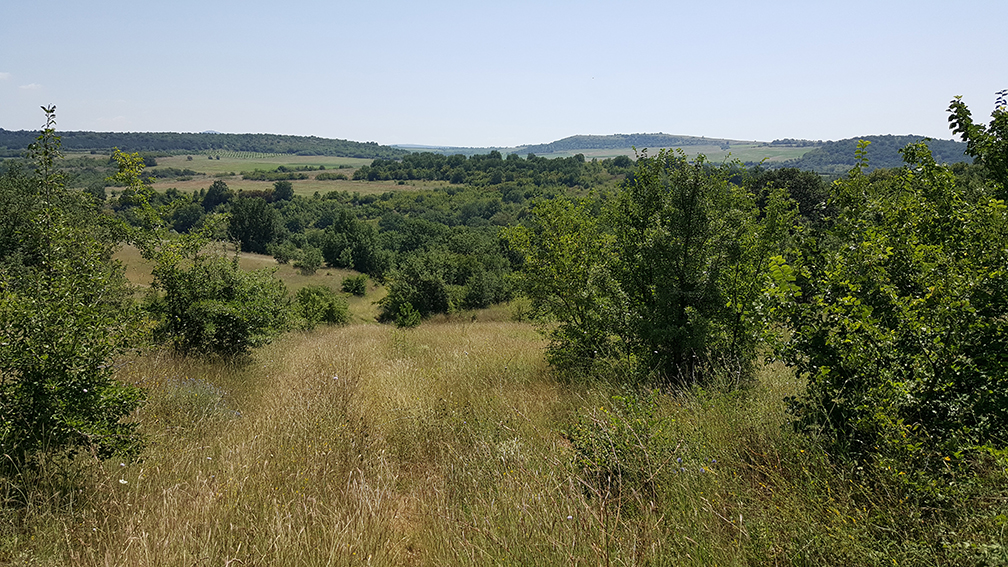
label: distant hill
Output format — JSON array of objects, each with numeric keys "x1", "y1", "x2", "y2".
[
  {"x1": 513, "y1": 133, "x2": 744, "y2": 155},
  {"x1": 397, "y1": 133, "x2": 969, "y2": 175},
  {"x1": 0, "y1": 130, "x2": 409, "y2": 159},
  {"x1": 774, "y1": 135, "x2": 968, "y2": 174}
]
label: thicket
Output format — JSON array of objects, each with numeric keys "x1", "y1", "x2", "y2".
[
  {"x1": 506, "y1": 97, "x2": 1008, "y2": 514},
  {"x1": 353, "y1": 150, "x2": 631, "y2": 188},
  {"x1": 505, "y1": 151, "x2": 795, "y2": 384}
]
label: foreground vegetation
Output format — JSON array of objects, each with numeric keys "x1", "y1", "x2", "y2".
[
  {"x1": 3, "y1": 320, "x2": 1005, "y2": 566},
  {"x1": 3, "y1": 96, "x2": 1007, "y2": 564}
]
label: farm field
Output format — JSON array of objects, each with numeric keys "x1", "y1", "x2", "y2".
[{"x1": 68, "y1": 152, "x2": 453, "y2": 197}]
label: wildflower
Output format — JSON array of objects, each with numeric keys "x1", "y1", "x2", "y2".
[
  {"x1": 119, "y1": 479, "x2": 128, "y2": 484},
  {"x1": 567, "y1": 515, "x2": 573, "y2": 520}
]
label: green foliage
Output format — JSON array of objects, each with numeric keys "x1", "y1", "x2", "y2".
[
  {"x1": 267, "y1": 240, "x2": 298, "y2": 264},
  {"x1": 0, "y1": 108, "x2": 144, "y2": 468},
  {"x1": 293, "y1": 245, "x2": 323, "y2": 275},
  {"x1": 229, "y1": 196, "x2": 281, "y2": 254},
  {"x1": 272, "y1": 179, "x2": 294, "y2": 201},
  {"x1": 202, "y1": 179, "x2": 233, "y2": 212},
  {"x1": 107, "y1": 151, "x2": 292, "y2": 359},
  {"x1": 566, "y1": 390, "x2": 673, "y2": 499},
  {"x1": 294, "y1": 285, "x2": 349, "y2": 329},
  {"x1": 148, "y1": 250, "x2": 291, "y2": 357},
  {"x1": 506, "y1": 151, "x2": 793, "y2": 383},
  {"x1": 613, "y1": 150, "x2": 794, "y2": 384},
  {"x1": 169, "y1": 201, "x2": 205, "y2": 233},
  {"x1": 503, "y1": 198, "x2": 623, "y2": 372},
  {"x1": 341, "y1": 273, "x2": 368, "y2": 296},
  {"x1": 948, "y1": 90, "x2": 1008, "y2": 198},
  {"x1": 784, "y1": 140, "x2": 1008, "y2": 488},
  {"x1": 378, "y1": 252, "x2": 453, "y2": 322},
  {"x1": 395, "y1": 302, "x2": 421, "y2": 328}
]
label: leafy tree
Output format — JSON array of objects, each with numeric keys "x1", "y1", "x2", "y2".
[
  {"x1": 784, "y1": 140, "x2": 1008, "y2": 480},
  {"x1": 611, "y1": 150, "x2": 792, "y2": 384},
  {"x1": 170, "y1": 201, "x2": 206, "y2": 233},
  {"x1": 506, "y1": 151, "x2": 792, "y2": 383},
  {"x1": 202, "y1": 179, "x2": 233, "y2": 212},
  {"x1": 948, "y1": 90, "x2": 1008, "y2": 198},
  {"x1": 272, "y1": 179, "x2": 294, "y2": 201},
  {"x1": 0, "y1": 108, "x2": 144, "y2": 468},
  {"x1": 503, "y1": 198, "x2": 624, "y2": 372},
  {"x1": 229, "y1": 196, "x2": 281, "y2": 254}
]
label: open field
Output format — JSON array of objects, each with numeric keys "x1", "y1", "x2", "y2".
[
  {"x1": 67, "y1": 152, "x2": 453, "y2": 197},
  {"x1": 5, "y1": 320, "x2": 1004, "y2": 565}
]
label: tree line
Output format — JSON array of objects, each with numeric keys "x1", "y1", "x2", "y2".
[{"x1": 0, "y1": 129, "x2": 410, "y2": 158}]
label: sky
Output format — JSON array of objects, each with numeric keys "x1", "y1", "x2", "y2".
[{"x1": 1, "y1": 0, "x2": 1005, "y2": 147}]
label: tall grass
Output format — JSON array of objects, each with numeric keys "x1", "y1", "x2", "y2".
[{"x1": 2, "y1": 321, "x2": 1005, "y2": 565}]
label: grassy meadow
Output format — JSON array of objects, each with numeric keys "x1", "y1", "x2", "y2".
[
  {"x1": 68, "y1": 152, "x2": 454, "y2": 197},
  {"x1": 4, "y1": 315, "x2": 1005, "y2": 565}
]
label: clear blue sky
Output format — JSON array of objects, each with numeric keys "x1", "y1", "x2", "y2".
[{"x1": 1, "y1": 0, "x2": 1004, "y2": 147}]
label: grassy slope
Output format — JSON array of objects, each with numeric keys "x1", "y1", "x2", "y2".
[
  {"x1": 114, "y1": 244, "x2": 385, "y2": 322},
  {"x1": 5, "y1": 318, "x2": 1005, "y2": 565}
]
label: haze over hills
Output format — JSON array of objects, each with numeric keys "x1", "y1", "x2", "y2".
[
  {"x1": 397, "y1": 132, "x2": 969, "y2": 172},
  {"x1": 0, "y1": 127, "x2": 969, "y2": 174}
]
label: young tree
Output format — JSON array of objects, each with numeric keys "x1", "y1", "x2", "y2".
[
  {"x1": 0, "y1": 108, "x2": 144, "y2": 469},
  {"x1": 611, "y1": 150, "x2": 792, "y2": 384}
]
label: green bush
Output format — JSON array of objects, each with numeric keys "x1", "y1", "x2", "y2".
[
  {"x1": 293, "y1": 245, "x2": 323, "y2": 275},
  {"x1": 505, "y1": 151, "x2": 794, "y2": 383},
  {"x1": 341, "y1": 273, "x2": 368, "y2": 296},
  {"x1": 566, "y1": 390, "x2": 673, "y2": 499},
  {"x1": 149, "y1": 252, "x2": 291, "y2": 357},
  {"x1": 295, "y1": 284, "x2": 349, "y2": 329},
  {"x1": 784, "y1": 140, "x2": 1008, "y2": 493},
  {"x1": 0, "y1": 110, "x2": 145, "y2": 468},
  {"x1": 395, "y1": 302, "x2": 421, "y2": 328}
]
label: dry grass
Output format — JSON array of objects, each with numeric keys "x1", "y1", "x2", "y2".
[{"x1": 3, "y1": 321, "x2": 1005, "y2": 565}]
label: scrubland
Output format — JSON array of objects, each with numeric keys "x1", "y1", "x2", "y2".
[{"x1": 4, "y1": 317, "x2": 1005, "y2": 566}]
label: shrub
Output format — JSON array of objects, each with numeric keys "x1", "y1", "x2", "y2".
[
  {"x1": 395, "y1": 302, "x2": 421, "y2": 328},
  {"x1": 341, "y1": 273, "x2": 368, "y2": 296},
  {"x1": 294, "y1": 245, "x2": 323, "y2": 275},
  {"x1": 784, "y1": 141, "x2": 1008, "y2": 492},
  {"x1": 295, "y1": 284, "x2": 349, "y2": 329},
  {"x1": 149, "y1": 250, "x2": 291, "y2": 358},
  {"x1": 0, "y1": 109, "x2": 144, "y2": 468}
]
